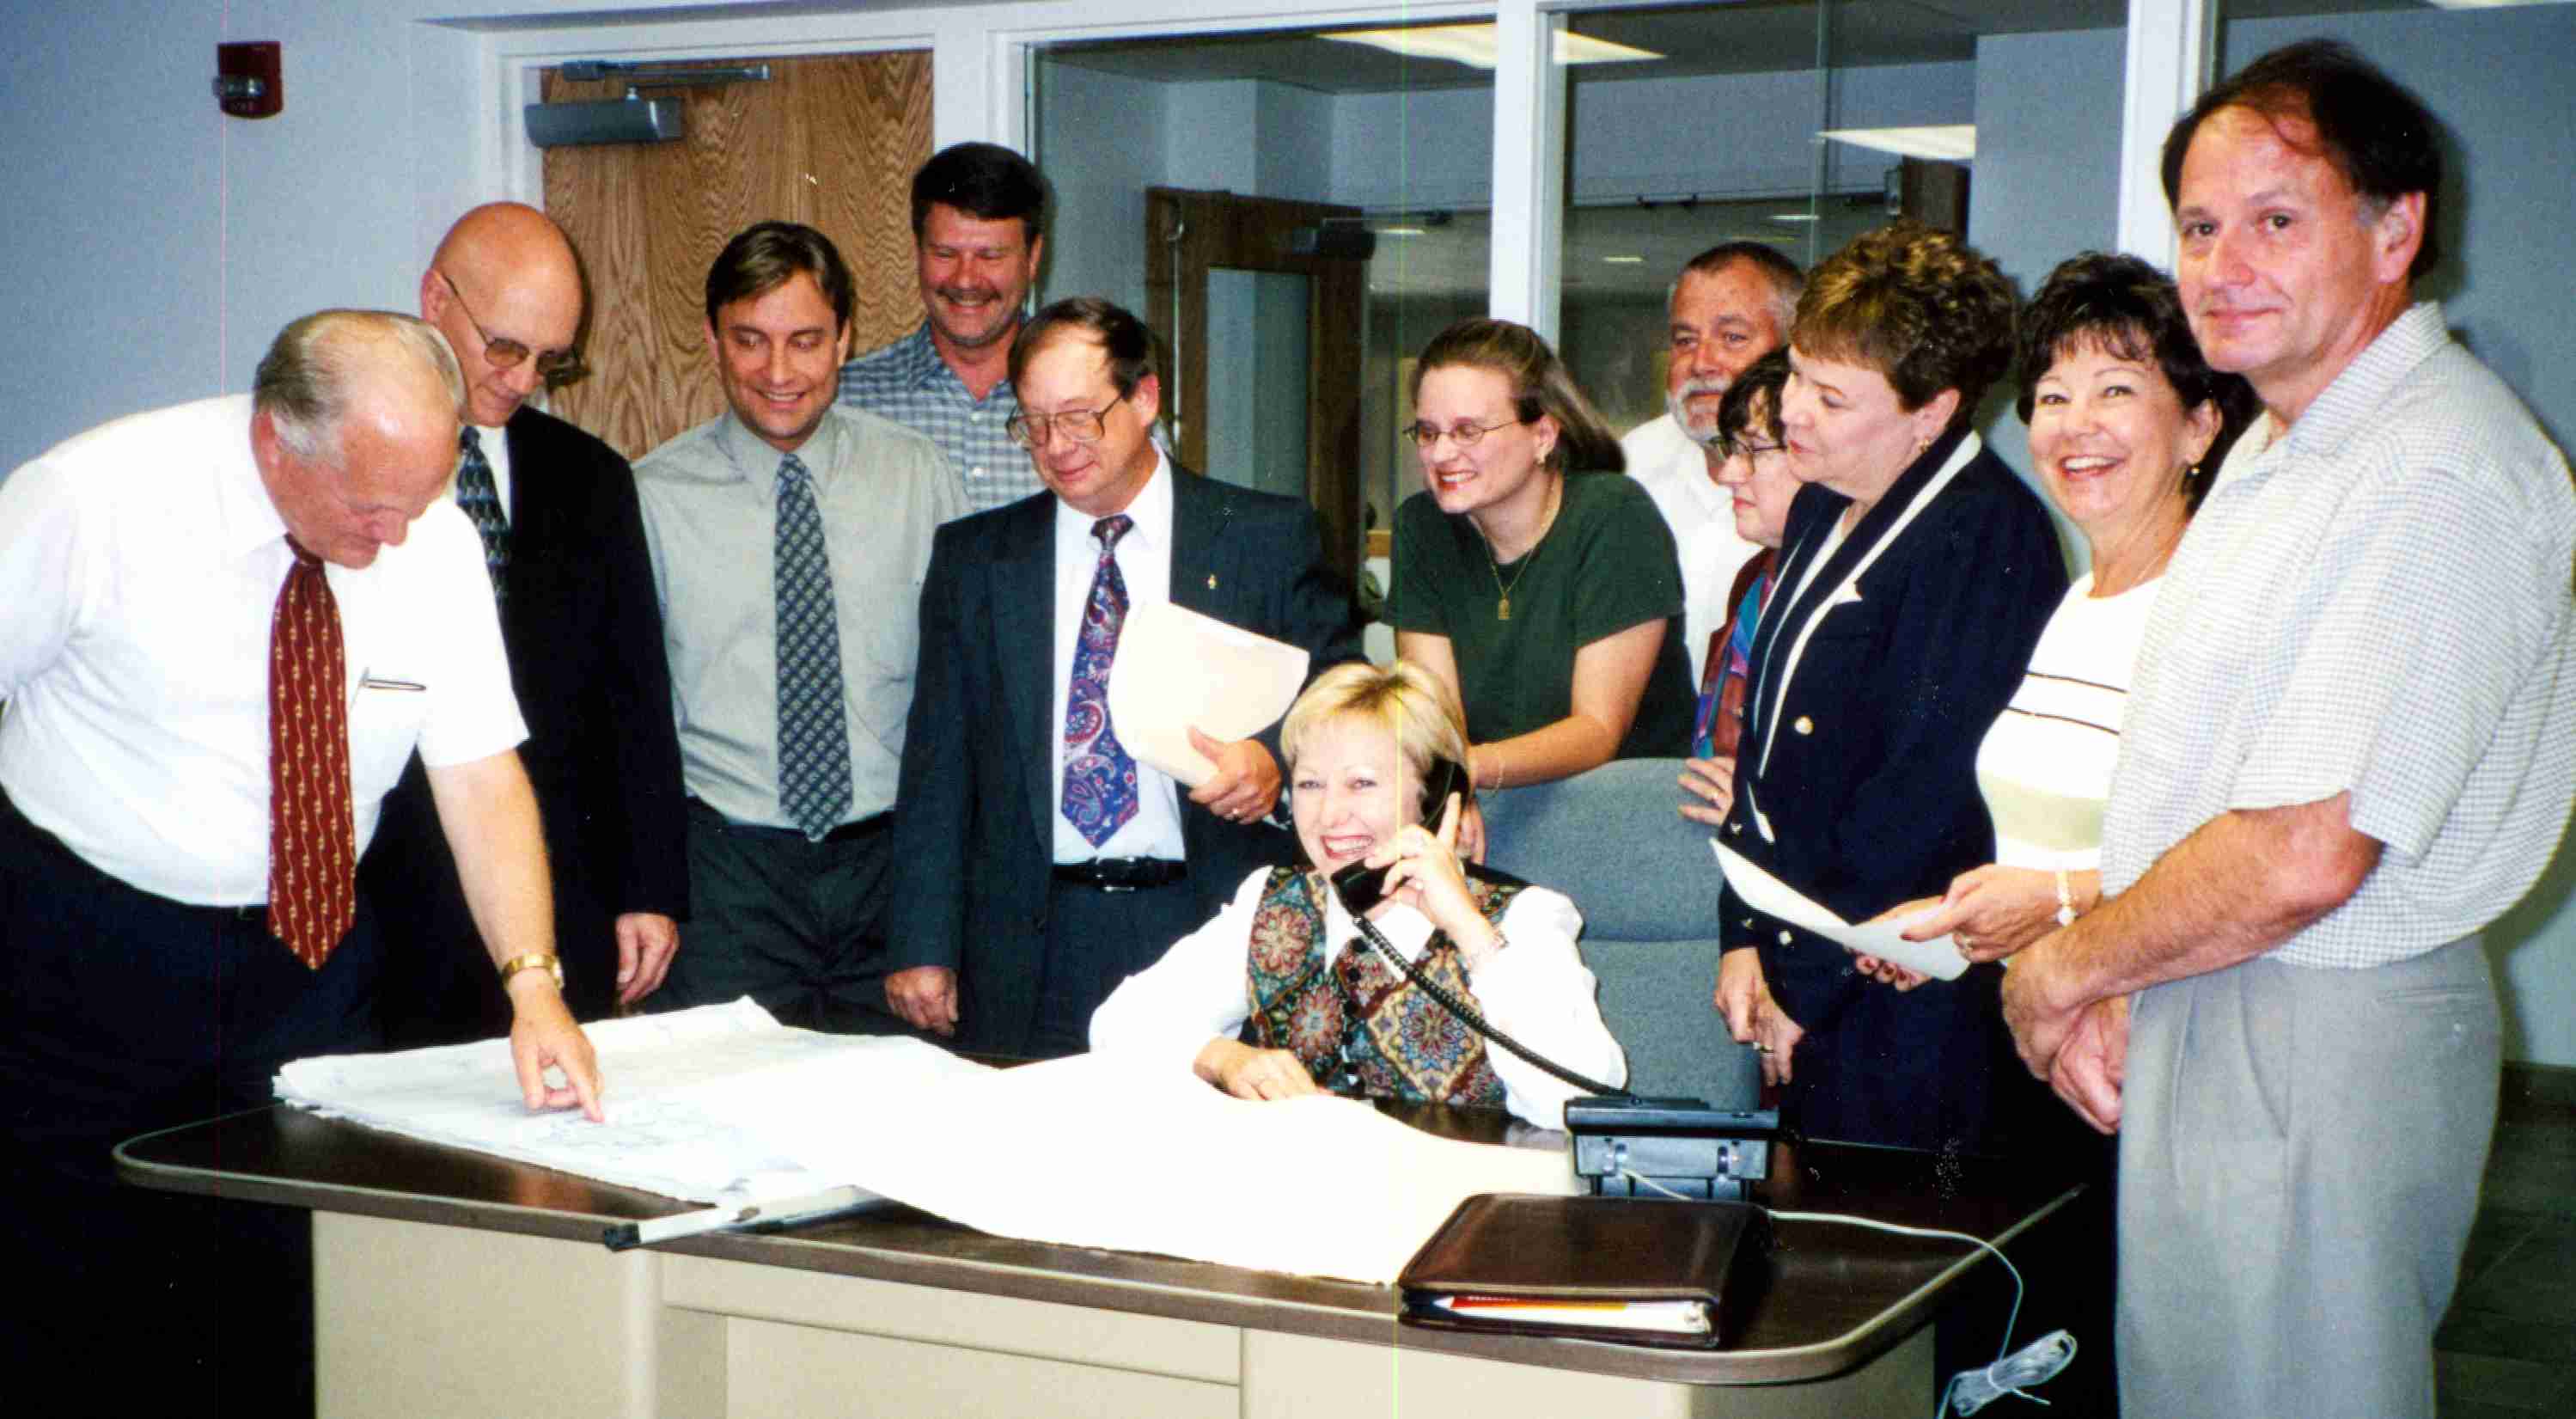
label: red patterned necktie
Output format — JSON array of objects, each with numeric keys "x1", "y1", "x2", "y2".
[{"x1": 268, "y1": 535, "x2": 357, "y2": 969}]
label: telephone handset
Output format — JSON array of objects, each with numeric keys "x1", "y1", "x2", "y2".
[
  {"x1": 1326, "y1": 755, "x2": 1471, "y2": 918},
  {"x1": 1319, "y1": 754, "x2": 1629, "y2": 1101}
]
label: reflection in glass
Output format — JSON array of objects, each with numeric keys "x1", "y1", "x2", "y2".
[{"x1": 1205, "y1": 268, "x2": 1311, "y2": 499}]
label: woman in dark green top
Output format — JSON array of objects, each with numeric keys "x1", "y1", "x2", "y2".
[{"x1": 1389, "y1": 318, "x2": 1698, "y2": 792}]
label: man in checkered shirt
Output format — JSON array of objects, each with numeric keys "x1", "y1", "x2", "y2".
[
  {"x1": 839, "y1": 142, "x2": 1047, "y2": 513},
  {"x1": 2000, "y1": 41, "x2": 2575, "y2": 1419}
]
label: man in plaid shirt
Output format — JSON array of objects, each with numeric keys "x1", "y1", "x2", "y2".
[{"x1": 839, "y1": 142, "x2": 1047, "y2": 514}]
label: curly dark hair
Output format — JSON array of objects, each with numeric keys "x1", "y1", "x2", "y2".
[
  {"x1": 2013, "y1": 252, "x2": 2261, "y2": 511},
  {"x1": 1790, "y1": 221, "x2": 2017, "y2": 431},
  {"x1": 1409, "y1": 317, "x2": 1626, "y2": 474}
]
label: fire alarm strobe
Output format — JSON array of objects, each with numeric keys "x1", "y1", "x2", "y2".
[{"x1": 216, "y1": 41, "x2": 283, "y2": 119}]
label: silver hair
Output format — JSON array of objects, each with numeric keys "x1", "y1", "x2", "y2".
[{"x1": 254, "y1": 309, "x2": 465, "y2": 462}]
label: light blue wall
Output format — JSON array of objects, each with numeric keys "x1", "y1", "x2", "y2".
[
  {"x1": 1966, "y1": 26, "x2": 2129, "y2": 559},
  {"x1": 1328, "y1": 60, "x2": 1974, "y2": 211},
  {"x1": 1036, "y1": 61, "x2": 1169, "y2": 319},
  {"x1": 1037, "y1": 71, "x2": 1334, "y2": 317}
]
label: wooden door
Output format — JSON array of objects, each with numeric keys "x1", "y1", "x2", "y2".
[
  {"x1": 540, "y1": 52, "x2": 932, "y2": 461},
  {"x1": 1145, "y1": 188, "x2": 1368, "y2": 582}
]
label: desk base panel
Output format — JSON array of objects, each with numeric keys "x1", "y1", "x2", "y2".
[{"x1": 315, "y1": 1214, "x2": 1928, "y2": 1418}]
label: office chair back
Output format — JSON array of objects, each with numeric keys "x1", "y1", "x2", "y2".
[{"x1": 1475, "y1": 759, "x2": 1760, "y2": 1110}]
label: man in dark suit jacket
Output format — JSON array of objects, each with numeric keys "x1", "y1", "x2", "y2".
[
  {"x1": 887, "y1": 297, "x2": 1361, "y2": 1057},
  {"x1": 365, "y1": 203, "x2": 687, "y2": 1042}
]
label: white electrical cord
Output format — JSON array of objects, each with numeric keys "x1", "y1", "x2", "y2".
[{"x1": 1615, "y1": 1171, "x2": 2073, "y2": 1416}]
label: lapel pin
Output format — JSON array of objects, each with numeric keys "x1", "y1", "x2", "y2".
[{"x1": 1206, "y1": 572, "x2": 1218, "y2": 590}]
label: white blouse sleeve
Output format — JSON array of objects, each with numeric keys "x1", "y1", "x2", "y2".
[
  {"x1": 1086, "y1": 867, "x2": 1272, "y2": 1075},
  {"x1": 1463, "y1": 885, "x2": 1629, "y2": 1129}
]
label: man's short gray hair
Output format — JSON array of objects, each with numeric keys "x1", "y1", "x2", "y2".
[
  {"x1": 254, "y1": 309, "x2": 465, "y2": 462},
  {"x1": 1670, "y1": 242, "x2": 1807, "y2": 334}
]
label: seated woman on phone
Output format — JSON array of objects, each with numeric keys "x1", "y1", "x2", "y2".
[{"x1": 1089, "y1": 661, "x2": 1627, "y2": 1129}]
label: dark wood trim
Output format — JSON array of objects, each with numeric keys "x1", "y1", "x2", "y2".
[{"x1": 1145, "y1": 187, "x2": 1367, "y2": 584}]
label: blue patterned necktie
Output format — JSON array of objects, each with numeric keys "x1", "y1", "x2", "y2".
[
  {"x1": 1061, "y1": 514, "x2": 1138, "y2": 848},
  {"x1": 454, "y1": 426, "x2": 508, "y2": 602},
  {"x1": 773, "y1": 453, "x2": 852, "y2": 841}
]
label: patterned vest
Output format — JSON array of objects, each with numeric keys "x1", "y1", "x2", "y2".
[{"x1": 1240, "y1": 865, "x2": 1520, "y2": 1110}]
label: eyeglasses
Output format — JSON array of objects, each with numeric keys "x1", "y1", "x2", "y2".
[
  {"x1": 1007, "y1": 392, "x2": 1127, "y2": 449},
  {"x1": 436, "y1": 270, "x2": 583, "y2": 382},
  {"x1": 1728, "y1": 439, "x2": 1787, "y2": 461},
  {"x1": 1404, "y1": 417, "x2": 1529, "y2": 451}
]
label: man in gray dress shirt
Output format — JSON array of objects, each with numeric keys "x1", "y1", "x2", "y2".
[
  {"x1": 2000, "y1": 41, "x2": 2576, "y2": 1418},
  {"x1": 839, "y1": 142, "x2": 1047, "y2": 513},
  {"x1": 637, "y1": 222, "x2": 966, "y2": 1030}
]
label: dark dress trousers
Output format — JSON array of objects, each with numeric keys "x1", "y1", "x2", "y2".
[
  {"x1": 1717, "y1": 429, "x2": 2066, "y2": 1154},
  {"x1": 363, "y1": 406, "x2": 688, "y2": 1040},
  {"x1": 888, "y1": 468, "x2": 1364, "y2": 1057}
]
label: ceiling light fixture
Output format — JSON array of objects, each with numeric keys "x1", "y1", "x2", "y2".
[
  {"x1": 1323, "y1": 24, "x2": 1662, "y2": 70},
  {"x1": 1817, "y1": 125, "x2": 1976, "y2": 162}
]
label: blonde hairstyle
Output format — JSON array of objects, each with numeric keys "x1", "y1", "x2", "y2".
[{"x1": 1279, "y1": 660, "x2": 1469, "y2": 818}]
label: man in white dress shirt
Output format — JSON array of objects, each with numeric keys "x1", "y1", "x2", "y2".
[
  {"x1": 1617, "y1": 242, "x2": 1803, "y2": 685},
  {"x1": 888, "y1": 297, "x2": 1361, "y2": 1056},
  {"x1": 0, "y1": 309, "x2": 603, "y2": 1409}
]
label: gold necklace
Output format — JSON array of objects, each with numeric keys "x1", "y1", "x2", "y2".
[{"x1": 1481, "y1": 477, "x2": 1562, "y2": 621}]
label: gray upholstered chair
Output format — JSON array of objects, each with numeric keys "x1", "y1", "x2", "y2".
[{"x1": 1476, "y1": 758, "x2": 1760, "y2": 1110}]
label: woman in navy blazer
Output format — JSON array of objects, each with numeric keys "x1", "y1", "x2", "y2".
[{"x1": 1710, "y1": 223, "x2": 2067, "y2": 1155}]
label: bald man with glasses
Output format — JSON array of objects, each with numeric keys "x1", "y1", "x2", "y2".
[{"x1": 364, "y1": 201, "x2": 689, "y2": 1045}]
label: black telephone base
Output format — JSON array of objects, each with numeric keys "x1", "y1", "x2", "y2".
[{"x1": 1565, "y1": 1096, "x2": 1779, "y2": 1202}]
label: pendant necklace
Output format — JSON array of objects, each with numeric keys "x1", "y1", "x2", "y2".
[{"x1": 1482, "y1": 477, "x2": 1562, "y2": 621}]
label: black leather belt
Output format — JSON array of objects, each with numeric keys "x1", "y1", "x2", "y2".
[
  {"x1": 689, "y1": 798, "x2": 890, "y2": 844},
  {"x1": 1051, "y1": 857, "x2": 1187, "y2": 892}
]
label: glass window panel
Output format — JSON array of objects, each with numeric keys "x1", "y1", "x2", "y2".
[{"x1": 1032, "y1": 24, "x2": 1498, "y2": 606}]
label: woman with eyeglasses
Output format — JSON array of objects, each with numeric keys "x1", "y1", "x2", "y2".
[
  {"x1": 1677, "y1": 350, "x2": 1795, "y2": 817},
  {"x1": 1387, "y1": 319, "x2": 1698, "y2": 795}
]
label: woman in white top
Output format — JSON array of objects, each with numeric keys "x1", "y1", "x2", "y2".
[
  {"x1": 1865, "y1": 252, "x2": 2257, "y2": 997},
  {"x1": 1089, "y1": 660, "x2": 1627, "y2": 1129}
]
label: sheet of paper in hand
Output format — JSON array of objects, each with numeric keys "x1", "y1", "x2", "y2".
[
  {"x1": 1106, "y1": 602, "x2": 1309, "y2": 788},
  {"x1": 1710, "y1": 841, "x2": 1971, "y2": 981}
]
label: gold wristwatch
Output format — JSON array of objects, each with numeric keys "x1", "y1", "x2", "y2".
[{"x1": 497, "y1": 951, "x2": 564, "y2": 991}]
